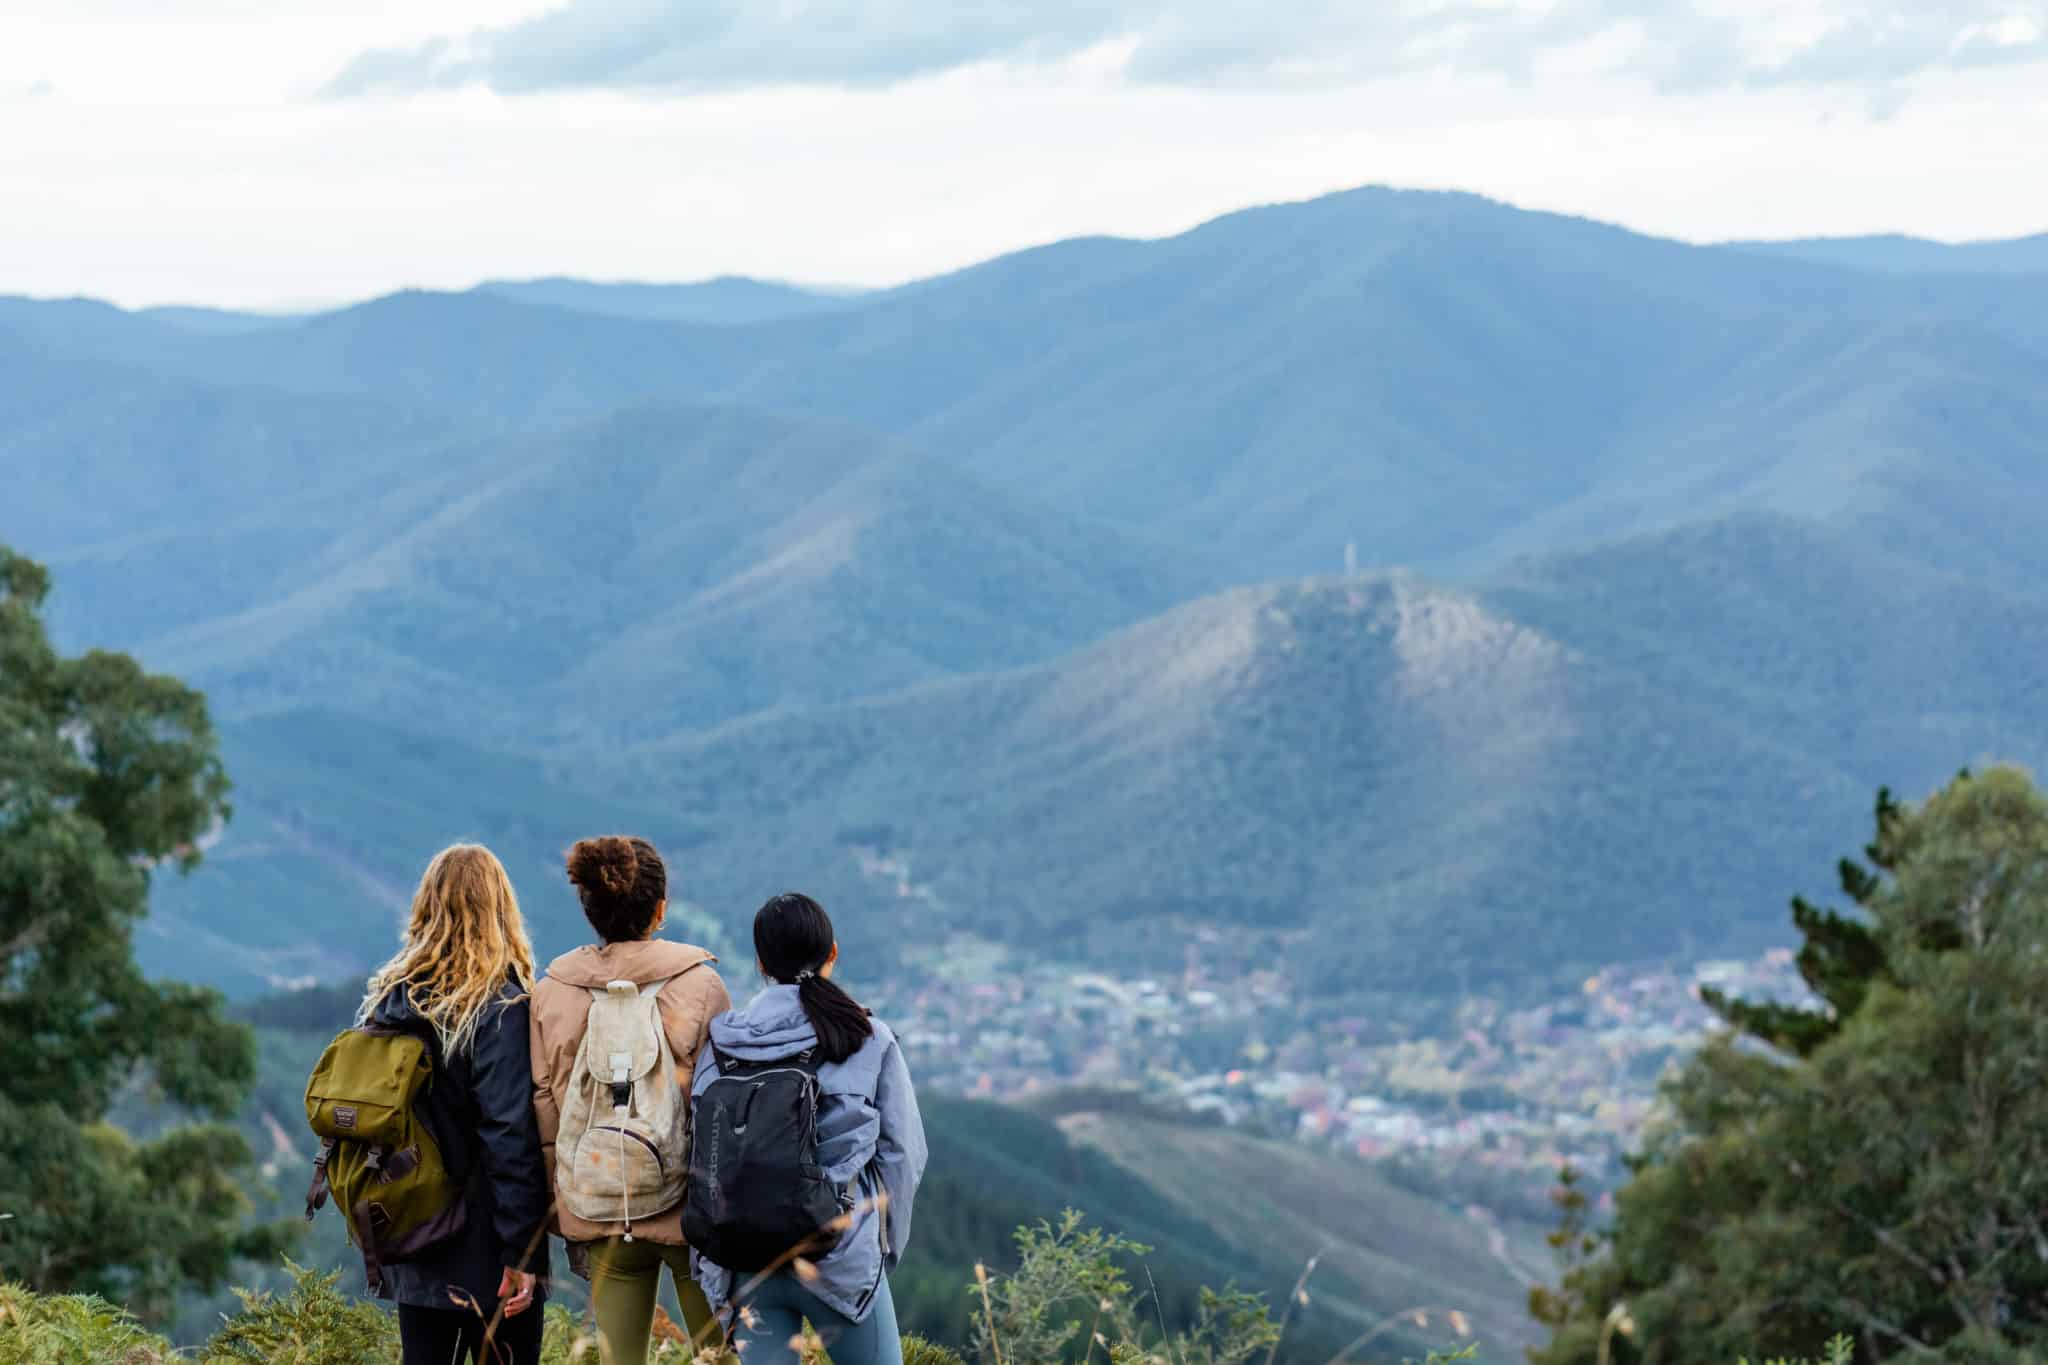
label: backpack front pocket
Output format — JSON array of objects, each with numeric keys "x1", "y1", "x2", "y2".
[{"x1": 569, "y1": 1123, "x2": 673, "y2": 1203}]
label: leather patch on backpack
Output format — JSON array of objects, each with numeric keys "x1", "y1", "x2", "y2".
[{"x1": 335, "y1": 1106, "x2": 358, "y2": 1131}]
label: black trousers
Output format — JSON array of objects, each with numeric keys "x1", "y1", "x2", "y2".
[{"x1": 395, "y1": 1302, "x2": 544, "y2": 1365}]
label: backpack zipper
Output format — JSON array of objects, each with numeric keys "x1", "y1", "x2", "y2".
[
  {"x1": 708, "y1": 1066, "x2": 822, "y2": 1130},
  {"x1": 591, "y1": 1125, "x2": 666, "y2": 1174}
]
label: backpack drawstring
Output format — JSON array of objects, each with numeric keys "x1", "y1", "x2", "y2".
[
  {"x1": 619, "y1": 1126, "x2": 633, "y2": 1241},
  {"x1": 607, "y1": 1023, "x2": 637, "y2": 1241},
  {"x1": 615, "y1": 1087, "x2": 634, "y2": 1241}
]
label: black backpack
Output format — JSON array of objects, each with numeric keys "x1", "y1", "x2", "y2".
[{"x1": 682, "y1": 1047, "x2": 846, "y2": 1272}]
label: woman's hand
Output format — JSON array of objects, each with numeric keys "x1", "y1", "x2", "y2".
[{"x1": 498, "y1": 1266, "x2": 537, "y2": 1317}]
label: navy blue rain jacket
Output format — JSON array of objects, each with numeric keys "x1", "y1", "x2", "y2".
[{"x1": 367, "y1": 979, "x2": 552, "y2": 1311}]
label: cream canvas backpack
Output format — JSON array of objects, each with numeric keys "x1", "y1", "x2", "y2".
[{"x1": 554, "y1": 975, "x2": 692, "y2": 1238}]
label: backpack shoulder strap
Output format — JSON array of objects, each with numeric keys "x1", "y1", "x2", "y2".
[
  {"x1": 587, "y1": 975, "x2": 682, "y2": 1005},
  {"x1": 361, "y1": 1017, "x2": 447, "y2": 1075},
  {"x1": 303, "y1": 1138, "x2": 336, "y2": 1221}
]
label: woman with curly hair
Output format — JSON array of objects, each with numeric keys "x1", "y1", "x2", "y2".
[
  {"x1": 530, "y1": 835, "x2": 731, "y2": 1364},
  {"x1": 359, "y1": 843, "x2": 551, "y2": 1365}
]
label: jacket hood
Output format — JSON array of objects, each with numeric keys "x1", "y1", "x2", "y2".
[
  {"x1": 543, "y1": 939, "x2": 716, "y2": 990},
  {"x1": 367, "y1": 975, "x2": 527, "y2": 1039},
  {"x1": 367, "y1": 983, "x2": 412, "y2": 1029},
  {"x1": 707, "y1": 984, "x2": 819, "y2": 1061}
]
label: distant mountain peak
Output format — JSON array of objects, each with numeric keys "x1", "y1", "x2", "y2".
[
  {"x1": 1722, "y1": 230, "x2": 2048, "y2": 276},
  {"x1": 474, "y1": 274, "x2": 859, "y2": 325},
  {"x1": 1046, "y1": 576, "x2": 1568, "y2": 741}
]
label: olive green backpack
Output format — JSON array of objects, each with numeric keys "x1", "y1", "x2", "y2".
[{"x1": 303, "y1": 1025, "x2": 466, "y2": 1291}]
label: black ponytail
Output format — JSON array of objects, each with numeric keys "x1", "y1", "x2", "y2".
[{"x1": 754, "y1": 893, "x2": 873, "y2": 1065}]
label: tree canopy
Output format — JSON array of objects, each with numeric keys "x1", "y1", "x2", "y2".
[
  {"x1": 0, "y1": 545, "x2": 282, "y2": 1317},
  {"x1": 1533, "y1": 769, "x2": 2048, "y2": 1362}
]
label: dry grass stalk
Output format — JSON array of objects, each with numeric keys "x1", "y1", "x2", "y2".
[
  {"x1": 975, "y1": 1262, "x2": 1006, "y2": 1365},
  {"x1": 1597, "y1": 1302, "x2": 1636, "y2": 1365},
  {"x1": 1321, "y1": 1302, "x2": 1476, "y2": 1364},
  {"x1": 652, "y1": 1304, "x2": 690, "y2": 1343},
  {"x1": 1262, "y1": 1253, "x2": 1322, "y2": 1365},
  {"x1": 1142, "y1": 1264, "x2": 1183, "y2": 1365},
  {"x1": 679, "y1": 1194, "x2": 892, "y2": 1361}
]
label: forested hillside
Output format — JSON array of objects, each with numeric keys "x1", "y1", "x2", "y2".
[{"x1": 6, "y1": 183, "x2": 2047, "y2": 1011}]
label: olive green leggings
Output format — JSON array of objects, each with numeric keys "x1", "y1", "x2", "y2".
[{"x1": 583, "y1": 1238, "x2": 725, "y2": 1365}]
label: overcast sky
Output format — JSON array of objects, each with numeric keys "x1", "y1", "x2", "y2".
[{"x1": 4, "y1": 0, "x2": 2046, "y2": 309}]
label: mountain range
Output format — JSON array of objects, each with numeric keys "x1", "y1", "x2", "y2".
[
  {"x1": 6, "y1": 184, "x2": 2047, "y2": 1005},
  {"x1": 1726, "y1": 232, "x2": 2048, "y2": 276}
]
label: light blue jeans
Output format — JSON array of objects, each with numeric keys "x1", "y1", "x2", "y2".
[{"x1": 731, "y1": 1273, "x2": 902, "y2": 1365}]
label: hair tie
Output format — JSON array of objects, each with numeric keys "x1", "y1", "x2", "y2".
[{"x1": 793, "y1": 969, "x2": 817, "y2": 984}]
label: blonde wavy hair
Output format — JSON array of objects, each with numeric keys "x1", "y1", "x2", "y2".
[{"x1": 360, "y1": 843, "x2": 536, "y2": 1055}]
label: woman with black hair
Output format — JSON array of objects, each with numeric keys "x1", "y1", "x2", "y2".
[{"x1": 692, "y1": 893, "x2": 928, "y2": 1365}]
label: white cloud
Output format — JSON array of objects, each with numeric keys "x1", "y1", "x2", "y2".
[
  {"x1": 0, "y1": 1, "x2": 2044, "y2": 308},
  {"x1": 320, "y1": 0, "x2": 2048, "y2": 98}
]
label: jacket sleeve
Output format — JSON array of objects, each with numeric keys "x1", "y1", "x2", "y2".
[
  {"x1": 871, "y1": 1028, "x2": 927, "y2": 1270},
  {"x1": 529, "y1": 984, "x2": 560, "y2": 1186},
  {"x1": 659, "y1": 964, "x2": 731, "y2": 1093},
  {"x1": 473, "y1": 993, "x2": 552, "y2": 1271}
]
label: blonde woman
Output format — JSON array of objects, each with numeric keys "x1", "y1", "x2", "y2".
[{"x1": 361, "y1": 844, "x2": 552, "y2": 1365}]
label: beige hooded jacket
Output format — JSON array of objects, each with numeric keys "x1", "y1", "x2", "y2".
[{"x1": 529, "y1": 939, "x2": 730, "y2": 1245}]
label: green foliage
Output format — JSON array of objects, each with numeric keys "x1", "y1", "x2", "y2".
[
  {"x1": 967, "y1": 1211, "x2": 1280, "y2": 1365},
  {"x1": 969, "y1": 1213, "x2": 1141, "y2": 1365},
  {"x1": 0, "y1": 1279, "x2": 176, "y2": 1364},
  {"x1": 0, "y1": 1224, "x2": 1292, "y2": 1365},
  {"x1": 1525, "y1": 1167, "x2": 1597, "y2": 1335},
  {"x1": 1533, "y1": 770, "x2": 2048, "y2": 1363},
  {"x1": 202, "y1": 1262, "x2": 397, "y2": 1364},
  {"x1": 539, "y1": 1303, "x2": 592, "y2": 1364},
  {"x1": 0, "y1": 546, "x2": 285, "y2": 1318},
  {"x1": 1737, "y1": 1335, "x2": 1856, "y2": 1365},
  {"x1": 901, "y1": 1334, "x2": 970, "y2": 1365},
  {"x1": 1699, "y1": 787, "x2": 1906, "y2": 1058},
  {"x1": 10, "y1": 1266, "x2": 580, "y2": 1364}
]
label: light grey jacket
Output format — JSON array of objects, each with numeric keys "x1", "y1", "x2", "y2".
[{"x1": 690, "y1": 985, "x2": 928, "y2": 1322}]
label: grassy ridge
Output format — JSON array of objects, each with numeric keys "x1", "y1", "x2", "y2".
[{"x1": 1054, "y1": 1108, "x2": 1544, "y2": 1353}]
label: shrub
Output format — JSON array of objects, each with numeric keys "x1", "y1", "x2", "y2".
[
  {"x1": 903, "y1": 1334, "x2": 970, "y2": 1365},
  {"x1": 202, "y1": 1262, "x2": 398, "y2": 1363},
  {"x1": 967, "y1": 1210, "x2": 1280, "y2": 1365},
  {"x1": 0, "y1": 1280, "x2": 176, "y2": 1365},
  {"x1": 0, "y1": 1211, "x2": 1367, "y2": 1364}
]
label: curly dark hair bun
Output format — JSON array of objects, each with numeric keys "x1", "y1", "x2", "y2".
[
  {"x1": 568, "y1": 835, "x2": 638, "y2": 897},
  {"x1": 566, "y1": 836, "x2": 667, "y2": 943}
]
